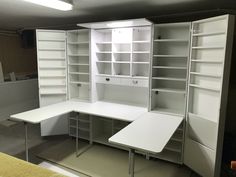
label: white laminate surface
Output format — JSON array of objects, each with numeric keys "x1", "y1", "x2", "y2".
[
  {"x1": 10, "y1": 101, "x2": 147, "y2": 123},
  {"x1": 109, "y1": 112, "x2": 184, "y2": 154}
]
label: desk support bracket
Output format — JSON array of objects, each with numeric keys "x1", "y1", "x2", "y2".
[
  {"x1": 24, "y1": 122, "x2": 29, "y2": 162},
  {"x1": 129, "y1": 149, "x2": 135, "y2": 177}
]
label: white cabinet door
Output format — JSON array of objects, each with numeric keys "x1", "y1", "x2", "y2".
[
  {"x1": 36, "y1": 30, "x2": 68, "y2": 136},
  {"x1": 184, "y1": 15, "x2": 235, "y2": 177}
]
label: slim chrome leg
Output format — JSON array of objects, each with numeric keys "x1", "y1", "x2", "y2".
[
  {"x1": 24, "y1": 122, "x2": 29, "y2": 162},
  {"x1": 76, "y1": 113, "x2": 79, "y2": 157},
  {"x1": 129, "y1": 149, "x2": 135, "y2": 177}
]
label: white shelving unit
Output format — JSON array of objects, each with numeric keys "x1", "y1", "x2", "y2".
[
  {"x1": 36, "y1": 30, "x2": 68, "y2": 136},
  {"x1": 67, "y1": 29, "x2": 91, "y2": 101}
]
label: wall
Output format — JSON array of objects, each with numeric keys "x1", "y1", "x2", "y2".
[
  {"x1": 0, "y1": 79, "x2": 39, "y2": 121},
  {"x1": 0, "y1": 31, "x2": 37, "y2": 76}
]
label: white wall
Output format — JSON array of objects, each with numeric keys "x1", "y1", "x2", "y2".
[{"x1": 0, "y1": 79, "x2": 39, "y2": 121}]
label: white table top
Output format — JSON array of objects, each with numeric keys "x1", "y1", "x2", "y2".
[
  {"x1": 10, "y1": 101, "x2": 147, "y2": 123},
  {"x1": 109, "y1": 112, "x2": 183, "y2": 154}
]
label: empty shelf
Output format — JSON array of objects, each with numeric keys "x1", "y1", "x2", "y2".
[
  {"x1": 153, "y1": 66, "x2": 187, "y2": 70},
  {"x1": 191, "y1": 59, "x2": 223, "y2": 64},
  {"x1": 69, "y1": 72, "x2": 89, "y2": 75},
  {"x1": 152, "y1": 77, "x2": 186, "y2": 82},
  {"x1": 190, "y1": 72, "x2": 222, "y2": 78},
  {"x1": 153, "y1": 55, "x2": 188, "y2": 58},
  {"x1": 192, "y1": 31, "x2": 226, "y2": 37},
  {"x1": 192, "y1": 46, "x2": 224, "y2": 50},
  {"x1": 189, "y1": 84, "x2": 220, "y2": 92},
  {"x1": 154, "y1": 39, "x2": 188, "y2": 42}
]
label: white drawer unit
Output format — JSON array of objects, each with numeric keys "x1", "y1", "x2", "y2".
[
  {"x1": 120, "y1": 78, "x2": 148, "y2": 87},
  {"x1": 96, "y1": 76, "x2": 120, "y2": 85}
]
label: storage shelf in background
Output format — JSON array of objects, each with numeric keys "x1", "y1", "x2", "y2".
[
  {"x1": 152, "y1": 66, "x2": 187, "y2": 70},
  {"x1": 96, "y1": 42, "x2": 112, "y2": 44},
  {"x1": 69, "y1": 81, "x2": 90, "y2": 85},
  {"x1": 93, "y1": 134, "x2": 111, "y2": 145},
  {"x1": 192, "y1": 46, "x2": 224, "y2": 50},
  {"x1": 189, "y1": 84, "x2": 220, "y2": 92},
  {"x1": 190, "y1": 72, "x2": 222, "y2": 78},
  {"x1": 38, "y1": 39, "x2": 65, "y2": 42},
  {"x1": 191, "y1": 59, "x2": 223, "y2": 64},
  {"x1": 38, "y1": 57, "x2": 65, "y2": 61},
  {"x1": 171, "y1": 133, "x2": 183, "y2": 142},
  {"x1": 165, "y1": 143, "x2": 182, "y2": 153},
  {"x1": 39, "y1": 75, "x2": 66, "y2": 78},
  {"x1": 96, "y1": 51, "x2": 112, "y2": 53},
  {"x1": 69, "y1": 126, "x2": 89, "y2": 132},
  {"x1": 96, "y1": 61, "x2": 112, "y2": 63},
  {"x1": 154, "y1": 39, "x2": 189, "y2": 42},
  {"x1": 39, "y1": 66, "x2": 66, "y2": 69},
  {"x1": 68, "y1": 63, "x2": 89, "y2": 66},
  {"x1": 152, "y1": 88, "x2": 186, "y2": 94},
  {"x1": 132, "y1": 40, "x2": 150, "y2": 43},
  {"x1": 113, "y1": 61, "x2": 130, "y2": 64},
  {"x1": 153, "y1": 55, "x2": 188, "y2": 58},
  {"x1": 69, "y1": 72, "x2": 89, "y2": 75},
  {"x1": 152, "y1": 77, "x2": 186, "y2": 82},
  {"x1": 132, "y1": 62, "x2": 149, "y2": 64},
  {"x1": 68, "y1": 54, "x2": 89, "y2": 57},
  {"x1": 113, "y1": 51, "x2": 131, "y2": 54},
  {"x1": 132, "y1": 76, "x2": 149, "y2": 79},
  {"x1": 40, "y1": 84, "x2": 66, "y2": 87},
  {"x1": 38, "y1": 48, "x2": 65, "y2": 51},
  {"x1": 40, "y1": 91, "x2": 66, "y2": 95},
  {"x1": 192, "y1": 31, "x2": 226, "y2": 37},
  {"x1": 133, "y1": 51, "x2": 150, "y2": 54},
  {"x1": 67, "y1": 41, "x2": 89, "y2": 45}
]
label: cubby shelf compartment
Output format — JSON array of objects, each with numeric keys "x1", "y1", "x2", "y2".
[
  {"x1": 190, "y1": 72, "x2": 222, "y2": 78},
  {"x1": 152, "y1": 88, "x2": 186, "y2": 94},
  {"x1": 189, "y1": 84, "x2": 220, "y2": 92},
  {"x1": 192, "y1": 31, "x2": 226, "y2": 37}
]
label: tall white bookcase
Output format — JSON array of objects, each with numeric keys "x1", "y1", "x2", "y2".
[{"x1": 36, "y1": 15, "x2": 234, "y2": 177}]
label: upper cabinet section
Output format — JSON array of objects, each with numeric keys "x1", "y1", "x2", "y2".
[
  {"x1": 67, "y1": 29, "x2": 91, "y2": 102},
  {"x1": 150, "y1": 22, "x2": 191, "y2": 116}
]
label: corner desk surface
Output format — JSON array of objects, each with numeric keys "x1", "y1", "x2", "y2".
[{"x1": 10, "y1": 101, "x2": 183, "y2": 154}]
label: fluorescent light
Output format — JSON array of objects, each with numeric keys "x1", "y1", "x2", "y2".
[
  {"x1": 23, "y1": 0, "x2": 73, "y2": 11},
  {"x1": 107, "y1": 21, "x2": 133, "y2": 28}
]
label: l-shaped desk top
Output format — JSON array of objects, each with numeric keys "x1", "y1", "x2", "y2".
[{"x1": 10, "y1": 100, "x2": 183, "y2": 154}]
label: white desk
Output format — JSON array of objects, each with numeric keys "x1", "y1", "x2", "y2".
[
  {"x1": 11, "y1": 101, "x2": 183, "y2": 177},
  {"x1": 109, "y1": 112, "x2": 183, "y2": 177},
  {"x1": 10, "y1": 100, "x2": 147, "y2": 161}
]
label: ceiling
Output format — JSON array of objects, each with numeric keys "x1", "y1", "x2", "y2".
[{"x1": 0, "y1": 0, "x2": 236, "y2": 30}]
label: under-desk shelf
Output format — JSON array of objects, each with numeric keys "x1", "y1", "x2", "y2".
[{"x1": 152, "y1": 88, "x2": 186, "y2": 94}]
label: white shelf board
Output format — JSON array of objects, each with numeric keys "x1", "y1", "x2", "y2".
[
  {"x1": 191, "y1": 59, "x2": 223, "y2": 64},
  {"x1": 190, "y1": 72, "x2": 222, "y2": 78},
  {"x1": 38, "y1": 39, "x2": 65, "y2": 42},
  {"x1": 96, "y1": 74, "x2": 112, "y2": 77},
  {"x1": 38, "y1": 48, "x2": 65, "y2": 51},
  {"x1": 96, "y1": 51, "x2": 112, "y2": 53},
  {"x1": 40, "y1": 84, "x2": 66, "y2": 87},
  {"x1": 192, "y1": 31, "x2": 226, "y2": 37},
  {"x1": 152, "y1": 88, "x2": 186, "y2": 94},
  {"x1": 96, "y1": 61, "x2": 112, "y2": 63},
  {"x1": 152, "y1": 77, "x2": 186, "y2": 82},
  {"x1": 113, "y1": 61, "x2": 131, "y2": 64},
  {"x1": 153, "y1": 55, "x2": 188, "y2": 58},
  {"x1": 113, "y1": 75, "x2": 131, "y2": 78},
  {"x1": 192, "y1": 46, "x2": 224, "y2": 50},
  {"x1": 153, "y1": 66, "x2": 187, "y2": 70},
  {"x1": 68, "y1": 63, "x2": 89, "y2": 66},
  {"x1": 68, "y1": 54, "x2": 89, "y2": 57},
  {"x1": 38, "y1": 57, "x2": 65, "y2": 61},
  {"x1": 132, "y1": 40, "x2": 150, "y2": 43},
  {"x1": 96, "y1": 42, "x2": 112, "y2": 44},
  {"x1": 67, "y1": 41, "x2": 89, "y2": 45},
  {"x1": 133, "y1": 51, "x2": 150, "y2": 54},
  {"x1": 39, "y1": 75, "x2": 66, "y2": 78},
  {"x1": 132, "y1": 62, "x2": 149, "y2": 64},
  {"x1": 113, "y1": 51, "x2": 131, "y2": 54},
  {"x1": 189, "y1": 84, "x2": 220, "y2": 92},
  {"x1": 69, "y1": 81, "x2": 90, "y2": 85},
  {"x1": 39, "y1": 66, "x2": 66, "y2": 69},
  {"x1": 154, "y1": 39, "x2": 188, "y2": 42},
  {"x1": 69, "y1": 72, "x2": 89, "y2": 75},
  {"x1": 40, "y1": 91, "x2": 66, "y2": 95},
  {"x1": 132, "y1": 76, "x2": 149, "y2": 79}
]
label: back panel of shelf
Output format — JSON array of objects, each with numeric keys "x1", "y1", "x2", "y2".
[
  {"x1": 67, "y1": 29, "x2": 91, "y2": 102},
  {"x1": 36, "y1": 29, "x2": 68, "y2": 136}
]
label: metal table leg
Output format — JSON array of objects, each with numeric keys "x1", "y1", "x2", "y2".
[
  {"x1": 24, "y1": 122, "x2": 29, "y2": 162},
  {"x1": 129, "y1": 149, "x2": 135, "y2": 177},
  {"x1": 76, "y1": 113, "x2": 79, "y2": 156}
]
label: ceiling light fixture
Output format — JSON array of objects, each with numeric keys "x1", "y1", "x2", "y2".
[
  {"x1": 107, "y1": 21, "x2": 133, "y2": 28},
  {"x1": 23, "y1": 0, "x2": 73, "y2": 11}
]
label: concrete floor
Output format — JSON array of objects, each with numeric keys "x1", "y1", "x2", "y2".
[{"x1": 0, "y1": 122, "x2": 200, "y2": 177}]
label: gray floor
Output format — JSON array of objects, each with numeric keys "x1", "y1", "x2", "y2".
[{"x1": 0, "y1": 122, "x2": 200, "y2": 177}]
